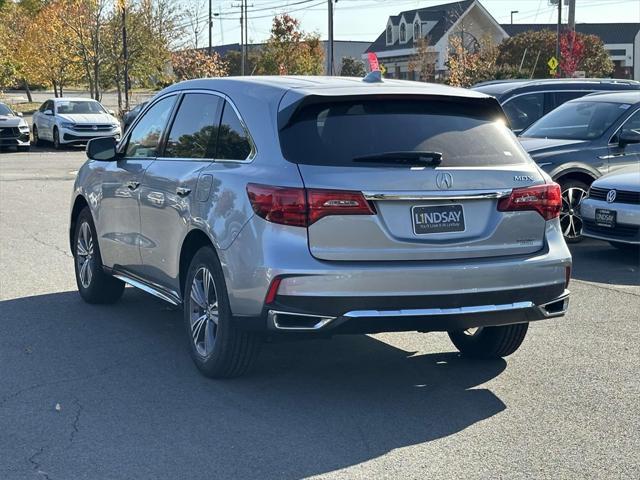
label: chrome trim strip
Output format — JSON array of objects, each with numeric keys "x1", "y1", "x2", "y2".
[
  {"x1": 113, "y1": 273, "x2": 181, "y2": 306},
  {"x1": 362, "y1": 189, "x2": 512, "y2": 201},
  {"x1": 268, "y1": 310, "x2": 336, "y2": 331},
  {"x1": 583, "y1": 231, "x2": 640, "y2": 245},
  {"x1": 343, "y1": 301, "x2": 535, "y2": 318}
]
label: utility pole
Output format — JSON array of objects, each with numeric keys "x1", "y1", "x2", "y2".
[
  {"x1": 208, "y1": 0, "x2": 212, "y2": 55},
  {"x1": 240, "y1": 1, "x2": 244, "y2": 75},
  {"x1": 121, "y1": 0, "x2": 129, "y2": 111},
  {"x1": 244, "y1": 0, "x2": 249, "y2": 75},
  {"x1": 555, "y1": 0, "x2": 562, "y2": 65},
  {"x1": 568, "y1": 0, "x2": 576, "y2": 32},
  {"x1": 327, "y1": 0, "x2": 334, "y2": 75}
]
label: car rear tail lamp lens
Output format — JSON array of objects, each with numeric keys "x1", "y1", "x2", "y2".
[
  {"x1": 497, "y1": 184, "x2": 562, "y2": 220},
  {"x1": 247, "y1": 183, "x2": 375, "y2": 227},
  {"x1": 264, "y1": 277, "x2": 282, "y2": 304}
]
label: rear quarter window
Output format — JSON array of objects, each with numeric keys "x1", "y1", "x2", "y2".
[{"x1": 279, "y1": 99, "x2": 529, "y2": 167}]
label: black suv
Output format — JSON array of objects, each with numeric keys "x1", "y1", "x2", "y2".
[{"x1": 473, "y1": 78, "x2": 640, "y2": 133}]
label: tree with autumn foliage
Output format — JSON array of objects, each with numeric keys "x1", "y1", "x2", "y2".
[
  {"x1": 446, "y1": 35, "x2": 499, "y2": 87},
  {"x1": 559, "y1": 30, "x2": 584, "y2": 77},
  {"x1": 21, "y1": 1, "x2": 83, "y2": 96},
  {"x1": 255, "y1": 14, "x2": 324, "y2": 76},
  {"x1": 172, "y1": 50, "x2": 228, "y2": 81},
  {"x1": 408, "y1": 37, "x2": 437, "y2": 82},
  {"x1": 498, "y1": 29, "x2": 613, "y2": 78}
]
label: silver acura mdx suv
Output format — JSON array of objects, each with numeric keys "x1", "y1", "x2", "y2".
[{"x1": 70, "y1": 77, "x2": 572, "y2": 378}]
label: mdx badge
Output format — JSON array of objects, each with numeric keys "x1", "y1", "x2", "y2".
[
  {"x1": 514, "y1": 175, "x2": 535, "y2": 181},
  {"x1": 436, "y1": 172, "x2": 453, "y2": 190}
]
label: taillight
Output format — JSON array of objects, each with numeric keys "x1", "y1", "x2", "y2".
[
  {"x1": 307, "y1": 189, "x2": 375, "y2": 224},
  {"x1": 246, "y1": 184, "x2": 307, "y2": 227},
  {"x1": 264, "y1": 277, "x2": 282, "y2": 304},
  {"x1": 497, "y1": 184, "x2": 561, "y2": 220},
  {"x1": 247, "y1": 183, "x2": 374, "y2": 227}
]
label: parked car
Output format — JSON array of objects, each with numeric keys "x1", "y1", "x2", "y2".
[
  {"x1": 32, "y1": 97, "x2": 121, "y2": 149},
  {"x1": 518, "y1": 91, "x2": 640, "y2": 242},
  {"x1": 580, "y1": 165, "x2": 640, "y2": 252},
  {"x1": 70, "y1": 77, "x2": 571, "y2": 378},
  {"x1": 472, "y1": 78, "x2": 640, "y2": 134},
  {"x1": 0, "y1": 102, "x2": 30, "y2": 152},
  {"x1": 122, "y1": 100, "x2": 148, "y2": 133}
]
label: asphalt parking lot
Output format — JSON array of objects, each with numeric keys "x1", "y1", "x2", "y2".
[{"x1": 1, "y1": 147, "x2": 639, "y2": 480}]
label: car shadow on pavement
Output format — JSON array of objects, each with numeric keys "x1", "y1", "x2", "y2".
[
  {"x1": 1, "y1": 289, "x2": 507, "y2": 479},
  {"x1": 569, "y1": 238, "x2": 640, "y2": 286}
]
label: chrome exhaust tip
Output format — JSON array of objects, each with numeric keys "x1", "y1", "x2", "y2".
[
  {"x1": 268, "y1": 310, "x2": 336, "y2": 331},
  {"x1": 537, "y1": 290, "x2": 570, "y2": 318}
]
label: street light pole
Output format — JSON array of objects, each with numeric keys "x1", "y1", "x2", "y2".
[
  {"x1": 327, "y1": 0, "x2": 334, "y2": 75},
  {"x1": 208, "y1": 0, "x2": 212, "y2": 56},
  {"x1": 510, "y1": 10, "x2": 518, "y2": 24},
  {"x1": 556, "y1": 0, "x2": 562, "y2": 67}
]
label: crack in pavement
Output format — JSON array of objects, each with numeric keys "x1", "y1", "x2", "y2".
[
  {"x1": 69, "y1": 398, "x2": 83, "y2": 445},
  {"x1": 28, "y1": 447, "x2": 52, "y2": 480},
  {"x1": 573, "y1": 279, "x2": 640, "y2": 298}
]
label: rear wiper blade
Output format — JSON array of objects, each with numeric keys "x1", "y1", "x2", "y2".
[{"x1": 352, "y1": 151, "x2": 442, "y2": 167}]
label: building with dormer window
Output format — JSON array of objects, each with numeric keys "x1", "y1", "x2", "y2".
[{"x1": 365, "y1": 0, "x2": 508, "y2": 80}]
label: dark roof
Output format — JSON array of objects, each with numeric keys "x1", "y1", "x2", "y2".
[
  {"x1": 472, "y1": 78, "x2": 640, "y2": 98},
  {"x1": 580, "y1": 91, "x2": 640, "y2": 104},
  {"x1": 501, "y1": 23, "x2": 640, "y2": 44},
  {"x1": 366, "y1": 0, "x2": 475, "y2": 53}
]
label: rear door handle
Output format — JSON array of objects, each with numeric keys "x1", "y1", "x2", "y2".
[
  {"x1": 176, "y1": 186, "x2": 191, "y2": 197},
  {"x1": 126, "y1": 181, "x2": 140, "y2": 190}
]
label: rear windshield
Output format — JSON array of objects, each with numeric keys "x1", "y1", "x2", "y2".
[{"x1": 279, "y1": 99, "x2": 529, "y2": 167}]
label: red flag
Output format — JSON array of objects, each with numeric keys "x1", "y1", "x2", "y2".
[{"x1": 367, "y1": 53, "x2": 380, "y2": 72}]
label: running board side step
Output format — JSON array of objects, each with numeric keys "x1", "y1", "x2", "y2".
[{"x1": 113, "y1": 272, "x2": 182, "y2": 306}]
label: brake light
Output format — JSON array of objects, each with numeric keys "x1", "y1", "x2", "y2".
[
  {"x1": 247, "y1": 183, "x2": 374, "y2": 227},
  {"x1": 497, "y1": 184, "x2": 561, "y2": 220}
]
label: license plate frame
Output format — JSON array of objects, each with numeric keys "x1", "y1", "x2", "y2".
[
  {"x1": 412, "y1": 204, "x2": 466, "y2": 235},
  {"x1": 595, "y1": 208, "x2": 616, "y2": 228}
]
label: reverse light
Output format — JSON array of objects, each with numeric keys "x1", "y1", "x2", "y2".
[
  {"x1": 498, "y1": 184, "x2": 562, "y2": 220},
  {"x1": 246, "y1": 183, "x2": 375, "y2": 227}
]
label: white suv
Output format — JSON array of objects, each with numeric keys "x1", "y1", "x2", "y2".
[{"x1": 32, "y1": 98, "x2": 121, "y2": 149}]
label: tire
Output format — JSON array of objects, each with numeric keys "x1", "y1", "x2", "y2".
[
  {"x1": 17, "y1": 146, "x2": 30, "y2": 152},
  {"x1": 609, "y1": 241, "x2": 639, "y2": 255},
  {"x1": 559, "y1": 179, "x2": 590, "y2": 243},
  {"x1": 448, "y1": 323, "x2": 529, "y2": 359},
  {"x1": 73, "y1": 207, "x2": 125, "y2": 304},
  {"x1": 183, "y1": 246, "x2": 261, "y2": 378},
  {"x1": 32, "y1": 125, "x2": 43, "y2": 146},
  {"x1": 53, "y1": 127, "x2": 62, "y2": 149}
]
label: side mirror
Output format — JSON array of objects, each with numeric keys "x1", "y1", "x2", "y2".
[
  {"x1": 16, "y1": 111, "x2": 23, "y2": 117},
  {"x1": 619, "y1": 130, "x2": 640, "y2": 148},
  {"x1": 108, "y1": 109, "x2": 116, "y2": 116},
  {"x1": 43, "y1": 109, "x2": 53, "y2": 116},
  {"x1": 87, "y1": 136, "x2": 117, "y2": 161}
]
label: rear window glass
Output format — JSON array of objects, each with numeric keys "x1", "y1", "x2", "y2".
[{"x1": 279, "y1": 99, "x2": 529, "y2": 167}]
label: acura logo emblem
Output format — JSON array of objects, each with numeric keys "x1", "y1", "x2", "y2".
[
  {"x1": 606, "y1": 189, "x2": 617, "y2": 203},
  {"x1": 436, "y1": 172, "x2": 453, "y2": 190}
]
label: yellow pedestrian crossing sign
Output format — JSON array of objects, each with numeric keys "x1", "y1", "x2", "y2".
[{"x1": 547, "y1": 57, "x2": 559, "y2": 70}]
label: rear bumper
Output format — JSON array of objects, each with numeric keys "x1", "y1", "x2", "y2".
[{"x1": 262, "y1": 289, "x2": 570, "y2": 334}]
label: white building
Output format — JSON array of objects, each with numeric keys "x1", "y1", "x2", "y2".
[{"x1": 364, "y1": 0, "x2": 508, "y2": 80}]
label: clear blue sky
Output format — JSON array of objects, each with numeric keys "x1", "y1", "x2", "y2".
[{"x1": 193, "y1": 0, "x2": 640, "y2": 46}]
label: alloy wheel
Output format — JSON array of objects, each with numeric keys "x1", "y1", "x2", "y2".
[
  {"x1": 560, "y1": 186, "x2": 588, "y2": 240},
  {"x1": 76, "y1": 221, "x2": 94, "y2": 288},
  {"x1": 189, "y1": 267, "x2": 219, "y2": 357}
]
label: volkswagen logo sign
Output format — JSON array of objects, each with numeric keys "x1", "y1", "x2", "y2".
[
  {"x1": 606, "y1": 189, "x2": 617, "y2": 203},
  {"x1": 436, "y1": 172, "x2": 453, "y2": 190}
]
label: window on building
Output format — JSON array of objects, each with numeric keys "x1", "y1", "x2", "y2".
[
  {"x1": 413, "y1": 21, "x2": 421, "y2": 42},
  {"x1": 399, "y1": 23, "x2": 406, "y2": 43},
  {"x1": 386, "y1": 25, "x2": 393, "y2": 44}
]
